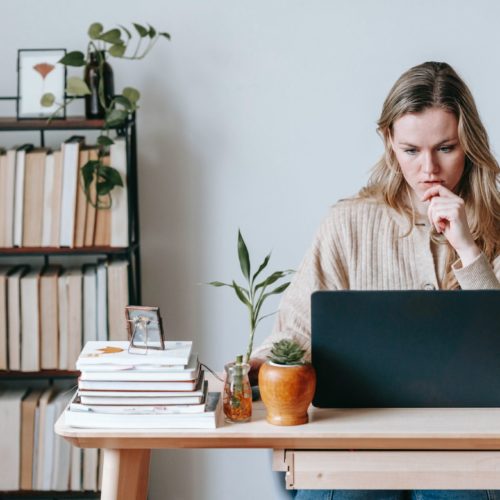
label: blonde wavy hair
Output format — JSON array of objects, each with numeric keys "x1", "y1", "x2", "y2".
[{"x1": 359, "y1": 61, "x2": 500, "y2": 289}]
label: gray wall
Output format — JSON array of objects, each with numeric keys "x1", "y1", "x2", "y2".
[{"x1": 2, "y1": 1, "x2": 500, "y2": 498}]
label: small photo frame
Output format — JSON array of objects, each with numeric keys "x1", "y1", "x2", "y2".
[
  {"x1": 17, "y1": 48, "x2": 66, "y2": 119},
  {"x1": 125, "y1": 305, "x2": 165, "y2": 351}
]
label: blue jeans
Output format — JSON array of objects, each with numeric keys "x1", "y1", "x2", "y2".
[{"x1": 294, "y1": 491, "x2": 498, "y2": 500}]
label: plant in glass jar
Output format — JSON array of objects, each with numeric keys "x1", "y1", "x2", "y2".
[
  {"x1": 208, "y1": 230, "x2": 294, "y2": 422},
  {"x1": 41, "y1": 21, "x2": 170, "y2": 209}
]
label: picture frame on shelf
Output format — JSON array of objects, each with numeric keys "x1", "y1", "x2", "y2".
[
  {"x1": 125, "y1": 305, "x2": 165, "y2": 351},
  {"x1": 17, "y1": 48, "x2": 66, "y2": 119}
]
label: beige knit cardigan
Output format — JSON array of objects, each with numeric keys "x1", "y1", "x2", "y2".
[{"x1": 252, "y1": 197, "x2": 500, "y2": 361}]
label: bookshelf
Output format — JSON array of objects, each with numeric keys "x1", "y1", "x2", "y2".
[{"x1": 0, "y1": 98, "x2": 142, "y2": 497}]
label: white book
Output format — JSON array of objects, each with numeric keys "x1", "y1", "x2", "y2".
[
  {"x1": 32, "y1": 402, "x2": 40, "y2": 488},
  {"x1": 110, "y1": 137, "x2": 128, "y2": 247},
  {"x1": 13, "y1": 145, "x2": 32, "y2": 247},
  {"x1": 40, "y1": 265, "x2": 60, "y2": 370},
  {"x1": 0, "y1": 152, "x2": 7, "y2": 247},
  {"x1": 73, "y1": 382, "x2": 208, "y2": 414},
  {"x1": 0, "y1": 389, "x2": 26, "y2": 490},
  {"x1": 83, "y1": 447, "x2": 98, "y2": 491},
  {"x1": 79, "y1": 378, "x2": 200, "y2": 392},
  {"x1": 0, "y1": 267, "x2": 9, "y2": 370},
  {"x1": 2, "y1": 149, "x2": 16, "y2": 247},
  {"x1": 41, "y1": 152, "x2": 55, "y2": 246},
  {"x1": 70, "y1": 446, "x2": 82, "y2": 491},
  {"x1": 67, "y1": 268, "x2": 83, "y2": 370},
  {"x1": 58, "y1": 272, "x2": 69, "y2": 370},
  {"x1": 60, "y1": 137, "x2": 84, "y2": 247},
  {"x1": 40, "y1": 391, "x2": 59, "y2": 490},
  {"x1": 20, "y1": 268, "x2": 41, "y2": 371},
  {"x1": 96, "y1": 261, "x2": 108, "y2": 341},
  {"x1": 51, "y1": 391, "x2": 73, "y2": 491},
  {"x1": 65, "y1": 391, "x2": 222, "y2": 429},
  {"x1": 80, "y1": 353, "x2": 199, "y2": 381},
  {"x1": 83, "y1": 265, "x2": 98, "y2": 345},
  {"x1": 7, "y1": 265, "x2": 29, "y2": 370},
  {"x1": 77, "y1": 340, "x2": 193, "y2": 368},
  {"x1": 36, "y1": 388, "x2": 55, "y2": 490},
  {"x1": 107, "y1": 260, "x2": 129, "y2": 340}
]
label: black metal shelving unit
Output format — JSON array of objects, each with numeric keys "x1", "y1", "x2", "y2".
[{"x1": 0, "y1": 97, "x2": 143, "y2": 499}]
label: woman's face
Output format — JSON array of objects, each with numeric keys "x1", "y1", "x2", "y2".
[{"x1": 390, "y1": 107, "x2": 466, "y2": 208}]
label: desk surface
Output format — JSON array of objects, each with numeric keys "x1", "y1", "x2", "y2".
[{"x1": 55, "y1": 401, "x2": 500, "y2": 451}]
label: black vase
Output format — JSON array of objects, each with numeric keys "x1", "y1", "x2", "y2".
[{"x1": 84, "y1": 51, "x2": 114, "y2": 119}]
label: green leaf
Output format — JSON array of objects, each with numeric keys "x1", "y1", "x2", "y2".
[
  {"x1": 96, "y1": 179, "x2": 114, "y2": 196},
  {"x1": 133, "y1": 23, "x2": 148, "y2": 37},
  {"x1": 122, "y1": 87, "x2": 140, "y2": 104},
  {"x1": 99, "y1": 165, "x2": 124, "y2": 187},
  {"x1": 99, "y1": 28, "x2": 122, "y2": 44},
  {"x1": 232, "y1": 280, "x2": 251, "y2": 307},
  {"x1": 88, "y1": 22, "x2": 104, "y2": 39},
  {"x1": 252, "y1": 252, "x2": 271, "y2": 285},
  {"x1": 97, "y1": 135, "x2": 114, "y2": 146},
  {"x1": 237, "y1": 230, "x2": 251, "y2": 281},
  {"x1": 148, "y1": 24, "x2": 157, "y2": 38},
  {"x1": 207, "y1": 281, "x2": 231, "y2": 287},
  {"x1": 108, "y1": 43, "x2": 126, "y2": 58},
  {"x1": 159, "y1": 32, "x2": 171, "y2": 40},
  {"x1": 261, "y1": 282, "x2": 291, "y2": 301},
  {"x1": 255, "y1": 270, "x2": 290, "y2": 291},
  {"x1": 81, "y1": 160, "x2": 98, "y2": 193},
  {"x1": 119, "y1": 24, "x2": 132, "y2": 39},
  {"x1": 113, "y1": 95, "x2": 133, "y2": 110},
  {"x1": 105, "y1": 109, "x2": 128, "y2": 128},
  {"x1": 40, "y1": 93, "x2": 55, "y2": 107},
  {"x1": 66, "y1": 76, "x2": 91, "y2": 96},
  {"x1": 59, "y1": 51, "x2": 86, "y2": 67}
]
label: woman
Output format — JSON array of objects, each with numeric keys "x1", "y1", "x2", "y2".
[{"x1": 251, "y1": 61, "x2": 500, "y2": 500}]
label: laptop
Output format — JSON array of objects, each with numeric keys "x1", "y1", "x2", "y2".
[{"x1": 311, "y1": 290, "x2": 500, "y2": 408}]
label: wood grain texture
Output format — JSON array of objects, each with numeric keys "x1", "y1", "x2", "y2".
[{"x1": 259, "y1": 362, "x2": 316, "y2": 425}]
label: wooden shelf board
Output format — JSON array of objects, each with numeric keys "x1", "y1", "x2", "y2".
[
  {"x1": 0, "y1": 370, "x2": 80, "y2": 379},
  {"x1": 0, "y1": 116, "x2": 106, "y2": 131},
  {"x1": 0, "y1": 246, "x2": 129, "y2": 256}
]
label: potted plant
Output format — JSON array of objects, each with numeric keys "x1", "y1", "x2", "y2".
[
  {"x1": 208, "y1": 230, "x2": 293, "y2": 422},
  {"x1": 41, "y1": 21, "x2": 170, "y2": 210},
  {"x1": 259, "y1": 339, "x2": 316, "y2": 426}
]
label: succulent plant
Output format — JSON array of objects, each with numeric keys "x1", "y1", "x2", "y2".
[{"x1": 268, "y1": 339, "x2": 306, "y2": 365}]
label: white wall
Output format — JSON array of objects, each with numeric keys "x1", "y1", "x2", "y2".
[{"x1": 2, "y1": 1, "x2": 500, "y2": 498}]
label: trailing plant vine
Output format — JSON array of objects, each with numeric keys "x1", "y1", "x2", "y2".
[{"x1": 41, "y1": 22, "x2": 170, "y2": 208}]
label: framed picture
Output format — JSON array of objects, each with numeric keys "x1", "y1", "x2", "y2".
[
  {"x1": 17, "y1": 48, "x2": 66, "y2": 119},
  {"x1": 125, "y1": 305, "x2": 165, "y2": 351}
]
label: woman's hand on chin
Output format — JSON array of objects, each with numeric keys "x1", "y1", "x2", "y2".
[{"x1": 422, "y1": 185, "x2": 481, "y2": 267}]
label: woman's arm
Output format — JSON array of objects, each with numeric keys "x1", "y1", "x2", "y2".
[
  {"x1": 422, "y1": 185, "x2": 500, "y2": 289},
  {"x1": 250, "y1": 208, "x2": 349, "y2": 366}
]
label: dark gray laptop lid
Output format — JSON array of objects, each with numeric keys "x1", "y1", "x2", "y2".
[{"x1": 311, "y1": 290, "x2": 500, "y2": 408}]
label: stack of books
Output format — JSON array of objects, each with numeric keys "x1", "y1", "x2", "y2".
[{"x1": 64, "y1": 341, "x2": 222, "y2": 429}]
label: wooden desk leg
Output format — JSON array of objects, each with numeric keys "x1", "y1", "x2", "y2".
[{"x1": 101, "y1": 449, "x2": 151, "y2": 500}]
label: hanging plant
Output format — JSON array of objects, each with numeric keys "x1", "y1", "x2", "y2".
[{"x1": 41, "y1": 22, "x2": 170, "y2": 208}]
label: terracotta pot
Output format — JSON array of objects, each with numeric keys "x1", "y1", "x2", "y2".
[{"x1": 258, "y1": 361, "x2": 316, "y2": 426}]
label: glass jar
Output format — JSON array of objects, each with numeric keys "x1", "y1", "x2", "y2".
[
  {"x1": 223, "y1": 357, "x2": 252, "y2": 423},
  {"x1": 84, "y1": 51, "x2": 115, "y2": 119}
]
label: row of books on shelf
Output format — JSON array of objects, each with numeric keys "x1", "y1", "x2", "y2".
[
  {"x1": 64, "y1": 340, "x2": 223, "y2": 429},
  {"x1": 0, "y1": 386, "x2": 102, "y2": 492},
  {"x1": 0, "y1": 260, "x2": 129, "y2": 372},
  {"x1": 0, "y1": 136, "x2": 129, "y2": 249}
]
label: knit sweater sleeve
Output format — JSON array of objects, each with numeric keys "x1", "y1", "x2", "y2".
[
  {"x1": 251, "y1": 207, "x2": 349, "y2": 362},
  {"x1": 452, "y1": 252, "x2": 500, "y2": 289}
]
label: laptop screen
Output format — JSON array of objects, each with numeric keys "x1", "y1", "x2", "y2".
[{"x1": 311, "y1": 290, "x2": 500, "y2": 408}]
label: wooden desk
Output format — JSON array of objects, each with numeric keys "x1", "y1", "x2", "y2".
[{"x1": 55, "y1": 400, "x2": 500, "y2": 500}]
